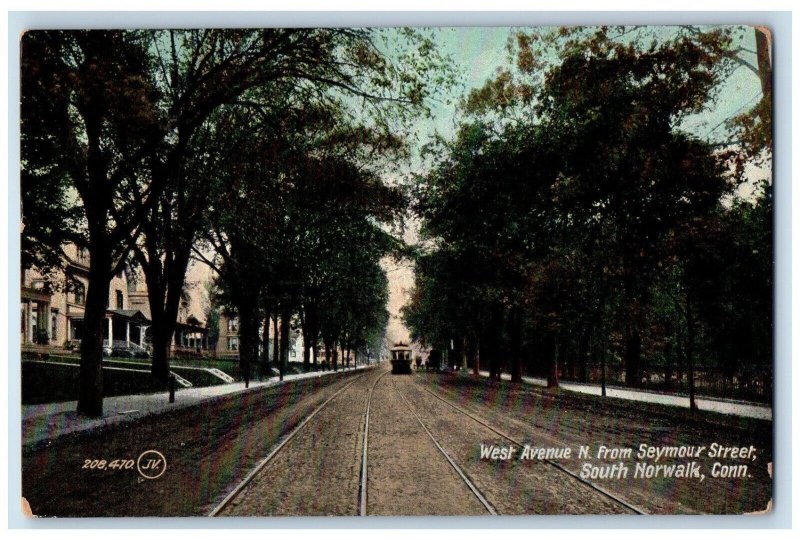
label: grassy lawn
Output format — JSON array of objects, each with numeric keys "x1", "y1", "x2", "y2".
[
  {"x1": 21, "y1": 352, "x2": 349, "y2": 405},
  {"x1": 21, "y1": 353, "x2": 234, "y2": 405},
  {"x1": 21, "y1": 361, "x2": 164, "y2": 405}
]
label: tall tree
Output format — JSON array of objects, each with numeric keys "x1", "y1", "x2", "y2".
[
  {"x1": 135, "y1": 28, "x2": 451, "y2": 384},
  {"x1": 21, "y1": 31, "x2": 164, "y2": 417}
]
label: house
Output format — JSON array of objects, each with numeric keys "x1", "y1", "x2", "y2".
[
  {"x1": 216, "y1": 312, "x2": 303, "y2": 362},
  {"x1": 21, "y1": 244, "x2": 149, "y2": 354},
  {"x1": 127, "y1": 273, "x2": 210, "y2": 356},
  {"x1": 216, "y1": 313, "x2": 240, "y2": 359},
  {"x1": 21, "y1": 243, "x2": 210, "y2": 357}
]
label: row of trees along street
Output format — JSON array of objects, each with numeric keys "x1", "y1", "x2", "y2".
[
  {"x1": 402, "y1": 27, "x2": 772, "y2": 409},
  {"x1": 21, "y1": 29, "x2": 455, "y2": 417}
]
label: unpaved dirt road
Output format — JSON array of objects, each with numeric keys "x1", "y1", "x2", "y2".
[{"x1": 22, "y1": 364, "x2": 771, "y2": 517}]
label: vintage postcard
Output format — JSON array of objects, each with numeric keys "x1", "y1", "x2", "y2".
[{"x1": 19, "y1": 25, "x2": 773, "y2": 518}]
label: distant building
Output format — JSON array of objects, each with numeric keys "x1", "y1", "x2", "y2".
[
  {"x1": 215, "y1": 312, "x2": 302, "y2": 362},
  {"x1": 216, "y1": 313, "x2": 240, "y2": 359}
]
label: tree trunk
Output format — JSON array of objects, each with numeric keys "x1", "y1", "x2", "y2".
[
  {"x1": 472, "y1": 336, "x2": 480, "y2": 377},
  {"x1": 687, "y1": 303, "x2": 698, "y2": 411},
  {"x1": 754, "y1": 26, "x2": 773, "y2": 141},
  {"x1": 142, "y1": 266, "x2": 169, "y2": 383},
  {"x1": 547, "y1": 333, "x2": 559, "y2": 388},
  {"x1": 302, "y1": 333, "x2": 311, "y2": 372},
  {"x1": 676, "y1": 337, "x2": 685, "y2": 392},
  {"x1": 624, "y1": 327, "x2": 642, "y2": 388},
  {"x1": 235, "y1": 292, "x2": 259, "y2": 389},
  {"x1": 324, "y1": 340, "x2": 332, "y2": 371},
  {"x1": 137, "y1": 236, "x2": 191, "y2": 385},
  {"x1": 150, "y1": 323, "x2": 172, "y2": 385},
  {"x1": 77, "y1": 245, "x2": 112, "y2": 418},
  {"x1": 600, "y1": 342, "x2": 607, "y2": 398},
  {"x1": 260, "y1": 308, "x2": 271, "y2": 379},
  {"x1": 485, "y1": 309, "x2": 502, "y2": 381},
  {"x1": 509, "y1": 309, "x2": 522, "y2": 383},
  {"x1": 664, "y1": 337, "x2": 674, "y2": 392},
  {"x1": 557, "y1": 336, "x2": 568, "y2": 383},
  {"x1": 272, "y1": 313, "x2": 281, "y2": 380},
  {"x1": 300, "y1": 301, "x2": 317, "y2": 372},
  {"x1": 486, "y1": 326, "x2": 497, "y2": 380},
  {"x1": 151, "y1": 272, "x2": 186, "y2": 384},
  {"x1": 279, "y1": 306, "x2": 291, "y2": 377},
  {"x1": 578, "y1": 326, "x2": 590, "y2": 383}
]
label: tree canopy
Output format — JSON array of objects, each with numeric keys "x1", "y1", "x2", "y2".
[{"x1": 404, "y1": 26, "x2": 772, "y2": 404}]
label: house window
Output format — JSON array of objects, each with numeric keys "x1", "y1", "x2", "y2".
[
  {"x1": 32, "y1": 280, "x2": 45, "y2": 291},
  {"x1": 228, "y1": 318, "x2": 238, "y2": 333},
  {"x1": 51, "y1": 311, "x2": 58, "y2": 340},
  {"x1": 70, "y1": 319, "x2": 84, "y2": 340},
  {"x1": 228, "y1": 336, "x2": 239, "y2": 351},
  {"x1": 116, "y1": 290, "x2": 124, "y2": 309},
  {"x1": 71, "y1": 279, "x2": 86, "y2": 305}
]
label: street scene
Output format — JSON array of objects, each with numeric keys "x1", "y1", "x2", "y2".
[{"x1": 19, "y1": 26, "x2": 772, "y2": 517}]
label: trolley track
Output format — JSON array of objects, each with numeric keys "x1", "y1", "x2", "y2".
[
  {"x1": 208, "y1": 368, "x2": 376, "y2": 516},
  {"x1": 357, "y1": 369, "x2": 390, "y2": 516},
  {"x1": 209, "y1": 364, "x2": 644, "y2": 517},
  {"x1": 413, "y1": 376, "x2": 647, "y2": 515},
  {"x1": 392, "y1": 379, "x2": 497, "y2": 515}
]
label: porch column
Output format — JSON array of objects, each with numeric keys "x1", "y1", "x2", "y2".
[
  {"x1": 42, "y1": 302, "x2": 51, "y2": 341},
  {"x1": 22, "y1": 302, "x2": 29, "y2": 344},
  {"x1": 26, "y1": 300, "x2": 33, "y2": 343},
  {"x1": 107, "y1": 317, "x2": 113, "y2": 347},
  {"x1": 139, "y1": 325, "x2": 146, "y2": 347},
  {"x1": 126, "y1": 320, "x2": 131, "y2": 347}
]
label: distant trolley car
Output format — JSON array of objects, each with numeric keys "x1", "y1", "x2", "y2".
[{"x1": 390, "y1": 342, "x2": 413, "y2": 374}]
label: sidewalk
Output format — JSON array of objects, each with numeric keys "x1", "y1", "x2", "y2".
[
  {"x1": 22, "y1": 365, "x2": 370, "y2": 448},
  {"x1": 476, "y1": 370, "x2": 771, "y2": 421}
]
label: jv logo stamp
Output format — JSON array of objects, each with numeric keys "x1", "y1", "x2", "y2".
[{"x1": 136, "y1": 450, "x2": 167, "y2": 480}]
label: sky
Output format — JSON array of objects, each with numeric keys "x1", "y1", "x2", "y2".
[{"x1": 184, "y1": 26, "x2": 766, "y2": 346}]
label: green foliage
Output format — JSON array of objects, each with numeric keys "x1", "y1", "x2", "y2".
[
  {"x1": 407, "y1": 26, "x2": 771, "y2": 395},
  {"x1": 34, "y1": 327, "x2": 51, "y2": 346},
  {"x1": 191, "y1": 29, "x2": 450, "y2": 370},
  {"x1": 205, "y1": 308, "x2": 221, "y2": 350}
]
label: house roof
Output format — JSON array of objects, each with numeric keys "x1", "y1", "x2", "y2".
[
  {"x1": 176, "y1": 318, "x2": 209, "y2": 334},
  {"x1": 107, "y1": 309, "x2": 150, "y2": 323},
  {"x1": 21, "y1": 286, "x2": 51, "y2": 303}
]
